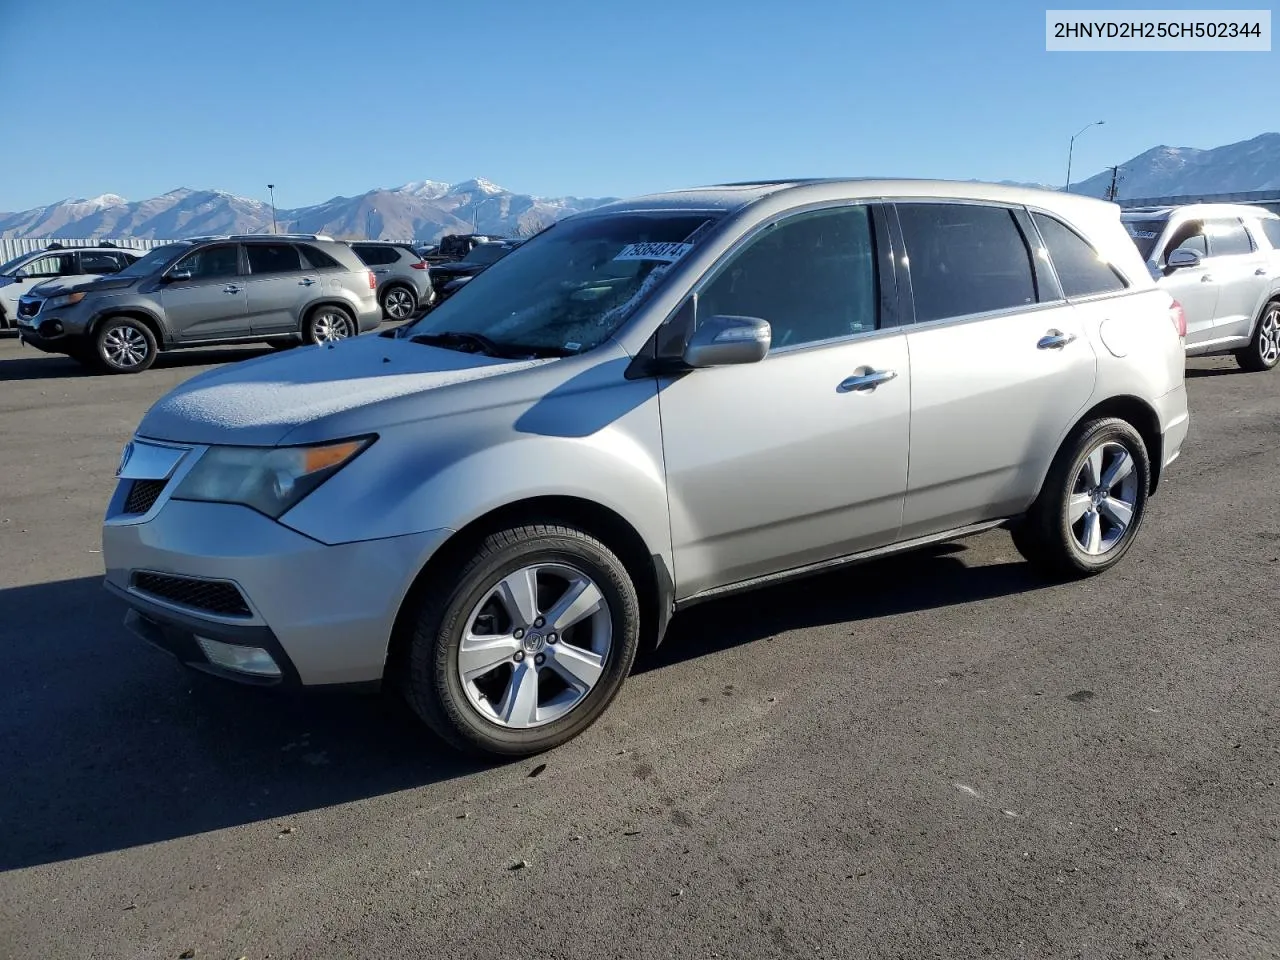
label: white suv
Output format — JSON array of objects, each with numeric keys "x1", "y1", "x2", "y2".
[
  {"x1": 0, "y1": 244, "x2": 141, "y2": 328},
  {"x1": 1122, "y1": 204, "x2": 1280, "y2": 371}
]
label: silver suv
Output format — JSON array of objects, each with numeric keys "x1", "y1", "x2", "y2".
[
  {"x1": 0, "y1": 244, "x2": 141, "y2": 328},
  {"x1": 350, "y1": 242, "x2": 436, "y2": 321},
  {"x1": 1121, "y1": 203, "x2": 1280, "y2": 371},
  {"x1": 102, "y1": 180, "x2": 1190, "y2": 756},
  {"x1": 16, "y1": 235, "x2": 381, "y2": 373}
]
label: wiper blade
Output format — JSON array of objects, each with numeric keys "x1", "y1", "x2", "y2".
[
  {"x1": 408, "y1": 330, "x2": 503, "y2": 356},
  {"x1": 409, "y1": 330, "x2": 571, "y2": 359}
]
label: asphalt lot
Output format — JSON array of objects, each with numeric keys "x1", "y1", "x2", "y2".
[{"x1": 1, "y1": 331, "x2": 1278, "y2": 960}]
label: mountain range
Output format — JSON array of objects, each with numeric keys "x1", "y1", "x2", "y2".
[
  {"x1": 2, "y1": 133, "x2": 1277, "y2": 242},
  {"x1": 0, "y1": 178, "x2": 615, "y2": 243}
]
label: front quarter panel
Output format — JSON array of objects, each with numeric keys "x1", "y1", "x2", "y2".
[{"x1": 278, "y1": 352, "x2": 673, "y2": 571}]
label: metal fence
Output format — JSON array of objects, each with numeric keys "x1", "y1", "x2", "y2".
[
  {"x1": 1117, "y1": 190, "x2": 1280, "y2": 215},
  {"x1": 0, "y1": 237, "x2": 172, "y2": 263}
]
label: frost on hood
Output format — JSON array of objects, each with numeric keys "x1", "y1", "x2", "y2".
[{"x1": 150, "y1": 342, "x2": 552, "y2": 432}]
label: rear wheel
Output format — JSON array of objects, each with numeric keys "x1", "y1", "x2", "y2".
[
  {"x1": 1236, "y1": 301, "x2": 1280, "y2": 372},
  {"x1": 380, "y1": 285, "x2": 417, "y2": 321},
  {"x1": 402, "y1": 524, "x2": 641, "y2": 757},
  {"x1": 302, "y1": 305, "x2": 356, "y2": 345},
  {"x1": 1011, "y1": 417, "x2": 1150, "y2": 578},
  {"x1": 93, "y1": 316, "x2": 157, "y2": 374}
]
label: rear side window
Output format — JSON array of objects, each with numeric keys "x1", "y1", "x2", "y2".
[
  {"x1": 79, "y1": 252, "x2": 125, "y2": 275},
  {"x1": 299, "y1": 244, "x2": 342, "y2": 270},
  {"x1": 897, "y1": 203, "x2": 1036, "y2": 323},
  {"x1": 1261, "y1": 219, "x2": 1280, "y2": 250},
  {"x1": 352, "y1": 244, "x2": 397, "y2": 266},
  {"x1": 1032, "y1": 213, "x2": 1127, "y2": 298},
  {"x1": 246, "y1": 243, "x2": 303, "y2": 274},
  {"x1": 1205, "y1": 218, "x2": 1253, "y2": 256}
]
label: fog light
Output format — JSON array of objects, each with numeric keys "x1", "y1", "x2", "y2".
[
  {"x1": 38, "y1": 319, "x2": 63, "y2": 337},
  {"x1": 196, "y1": 636, "x2": 281, "y2": 677}
]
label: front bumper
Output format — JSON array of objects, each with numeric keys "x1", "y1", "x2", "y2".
[
  {"x1": 16, "y1": 308, "x2": 88, "y2": 355},
  {"x1": 104, "y1": 489, "x2": 451, "y2": 686}
]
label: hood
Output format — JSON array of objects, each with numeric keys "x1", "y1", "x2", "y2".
[
  {"x1": 27, "y1": 275, "x2": 136, "y2": 298},
  {"x1": 136, "y1": 331, "x2": 555, "y2": 446}
]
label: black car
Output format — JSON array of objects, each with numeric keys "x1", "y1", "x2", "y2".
[{"x1": 428, "y1": 241, "x2": 519, "y2": 300}]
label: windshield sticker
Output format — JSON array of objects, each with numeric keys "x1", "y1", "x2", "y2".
[
  {"x1": 564, "y1": 341, "x2": 582, "y2": 352},
  {"x1": 1126, "y1": 227, "x2": 1159, "y2": 239},
  {"x1": 613, "y1": 241, "x2": 695, "y2": 263}
]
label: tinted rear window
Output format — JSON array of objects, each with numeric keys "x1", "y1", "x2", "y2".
[
  {"x1": 353, "y1": 244, "x2": 398, "y2": 266},
  {"x1": 1122, "y1": 218, "x2": 1167, "y2": 260},
  {"x1": 1033, "y1": 213, "x2": 1127, "y2": 298},
  {"x1": 897, "y1": 202, "x2": 1037, "y2": 323},
  {"x1": 246, "y1": 243, "x2": 303, "y2": 274},
  {"x1": 299, "y1": 244, "x2": 342, "y2": 269}
]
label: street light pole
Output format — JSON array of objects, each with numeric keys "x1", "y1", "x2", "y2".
[
  {"x1": 1065, "y1": 121, "x2": 1105, "y2": 193},
  {"x1": 267, "y1": 184, "x2": 278, "y2": 234},
  {"x1": 473, "y1": 195, "x2": 500, "y2": 232}
]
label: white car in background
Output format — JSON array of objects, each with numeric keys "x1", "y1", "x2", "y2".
[
  {"x1": 0, "y1": 245, "x2": 142, "y2": 329},
  {"x1": 1121, "y1": 204, "x2": 1280, "y2": 372}
]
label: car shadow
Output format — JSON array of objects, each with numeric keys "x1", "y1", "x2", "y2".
[
  {"x1": 641, "y1": 541, "x2": 1047, "y2": 672},
  {"x1": 1, "y1": 540, "x2": 1045, "y2": 871},
  {"x1": 0, "y1": 346, "x2": 274, "y2": 382}
]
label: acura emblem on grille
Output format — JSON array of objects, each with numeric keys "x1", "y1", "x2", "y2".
[{"x1": 116, "y1": 442, "x2": 134, "y2": 477}]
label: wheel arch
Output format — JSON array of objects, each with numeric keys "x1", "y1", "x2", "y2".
[
  {"x1": 89, "y1": 309, "x2": 166, "y2": 349},
  {"x1": 384, "y1": 494, "x2": 674, "y2": 684},
  {"x1": 1050, "y1": 395, "x2": 1164, "y2": 497}
]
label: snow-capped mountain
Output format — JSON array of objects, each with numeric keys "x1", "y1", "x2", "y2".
[
  {"x1": 1071, "y1": 132, "x2": 1280, "y2": 200},
  {"x1": 0, "y1": 179, "x2": 615, "y2": 242}
]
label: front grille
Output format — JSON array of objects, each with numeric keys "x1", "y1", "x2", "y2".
[
  {"x1": 132, "y1": 572, "x2": 252, "y2": 618},
  {"x1": 123, "y1": 479, "x2": 167, "y2": 514},
  {"x1": 17, "y1": 299, "x2": 40, "y2": 319}
]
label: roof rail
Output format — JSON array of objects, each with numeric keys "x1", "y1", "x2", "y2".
[
  {"x1": 46, "y1": 241, "x2": 65, "y2": 250},
  {"x1": 230, "y1": 233, "x2": 335, "y2": 241}
]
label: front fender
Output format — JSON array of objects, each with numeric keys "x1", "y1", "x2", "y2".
[{"x1": 280, "y1": 376, "x2": 672, "y2": 566}]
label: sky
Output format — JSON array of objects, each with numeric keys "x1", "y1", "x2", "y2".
[{"x1": 0, "y1": 0, "x2": 1276, "y2": 211}]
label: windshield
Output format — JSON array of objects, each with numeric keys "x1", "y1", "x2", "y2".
[
  {"x1": 405, "y1": 212, "x2": 721, "y2": 354},
  {"x1": 1121, "y1": 218, "x2": 1168, "y2": 260},
  {"x1": 463, "y1": 243, "x2": 512, "y2": 265},
  {"x1": 115, "y1": 243, "x2": 191, "y2": 278}
]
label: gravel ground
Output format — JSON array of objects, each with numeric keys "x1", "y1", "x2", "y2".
[{"x1": 1, "y1": 333, "x2": 1277, "y2": 960}]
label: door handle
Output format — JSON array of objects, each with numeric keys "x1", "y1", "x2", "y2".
[
  {"x1": 1037, "y1": 329, "x2": 1077, "y2": 350},
  {"x1": 222, "y1": 285, "x2": 242, "y2": 294},
  {"x1": 838, "y1": 368, "x2": 898, "y2": 392},
  {"x1": 1201, "y1": 274, "x2": 1214, "y2": 283},
  {"x1": 374, "y1": 269, "x2": 389, "y2": 275},
  {"x1": 1256, "y1": 268, "x2": 1269, "y2": 276},
  {"x1": 299, "y1": 277, "x2": 317, "y2": 286}
]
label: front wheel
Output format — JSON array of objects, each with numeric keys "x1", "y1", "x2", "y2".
[
  {"x1": 302, "y1": 305, "x2": 356, "y2": 345},
  {"x1": 402, "y1": 524, "x2": 641, "y2": 757},
  {"x1": 93, "y1": 317, "x2": 157, "y2": 374},
  {"x1": 1011, "y1": 417, "x2": 1151, "y2": 578},
  {"x1": 1236, "y1": 301, "x2": 1280, "y2": 372}
]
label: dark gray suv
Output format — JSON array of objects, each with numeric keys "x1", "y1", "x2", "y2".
[{"x1": 15, "y1": 235, "x2": 382, "y2": 373}]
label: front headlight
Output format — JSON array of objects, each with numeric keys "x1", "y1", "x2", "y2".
[
  {"x1": 46, "y1": 291, "x2": 86, "y2": 309},
  {"x1": 172, "y1": 437, "x2": 373, "y2": 518}
]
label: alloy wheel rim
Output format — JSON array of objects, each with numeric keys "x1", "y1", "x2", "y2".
[
  {"x1": 1259, "y1": 308, "x2": 1280, "y2": 367},
  {"x1": 385, "y1": 289, "x2": 414, "y2": 319},
  {"x1": 457, "y1": 562, "x2": 612, "y2": 729},
  {"x1": 314, "y1": 311, "x2": 353, "y2": 342},
  {"x1": 103, "y1": 326, "x2": 149, "y2": 367},
  {"x1": 1069, "y1": 440, "x2": 1139, "y2": 556}
]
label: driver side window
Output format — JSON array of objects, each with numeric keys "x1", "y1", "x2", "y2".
[
  {"x1": 1164, "y1": 220, "x2": 1208, "y2": 263},
  {"x1": 697, "y1": 205, "x2": 878, "y2": 350},
  {"x1": 173, "y1": 244, "x2": 241, "y2": 281}
]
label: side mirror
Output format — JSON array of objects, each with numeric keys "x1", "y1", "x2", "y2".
[
  {"x1": 164, "y1": 269, "x2": 193, "y2": 283},
  {"x1": 682, "y1": 315, "x2": 771, "y2": 368},
  {"x1": 1166, "y1": 248, "x2": 1202, "y2": 270}
]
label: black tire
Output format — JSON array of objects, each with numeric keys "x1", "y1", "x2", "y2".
[
  {"x1": 1235, "y1": 300, "x2": 1280, "y2": 373},
  {"x1": 379, "y1": 284, "x2": 418, "y2": 321},
  {"x1": 1011, "y1": 417, "x2": 1151, "y2": 578},
  {"x1": 302, "y1": 304, "x2": 357, "y2": 345},
  {"x1": 402, "y1": 523, "x2": 641, "y2": 757},
  {"x1": 93, "y1": 316, "x2": 157, "y2": 374}
]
